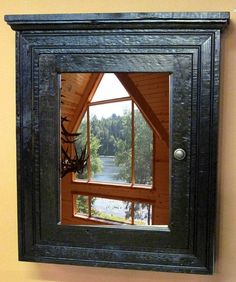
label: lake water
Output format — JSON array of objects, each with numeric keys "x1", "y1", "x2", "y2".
[
  {"x1": 92, "y1": 155, "x2": 126, "y2": 184},
  {"x1": 92, "y1": 156, "x2": 129, "y2": 221},
  {"x1": 76, "y1": 156, "x2": 150, "y2": 224}
]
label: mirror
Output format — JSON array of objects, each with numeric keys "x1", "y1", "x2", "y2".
[
  {"x1": 60, "y1": 72, "x2": 170, "y2": 226},
  {"x1": 5, "y1": 12, "x2": 229, "y2": 274}
]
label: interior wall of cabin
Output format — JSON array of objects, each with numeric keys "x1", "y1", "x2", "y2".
[{"x1": 1, "y1": 1, "x2": 236, "y2": 281}]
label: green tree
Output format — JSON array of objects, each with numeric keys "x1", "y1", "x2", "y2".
[
  {"x1": 114, "y1": 108, "x2": 153, "y2": 222},
  {"x1": 114, "y1": 139, "x2": 132, "y2": 182},
  {"x1": 90, "y1": 134, "x2": 103, "y2": 176},
  {"x1": 76, "y1": 195, "x2": 89, "y2": 215},
  {"x1": 114, "y1": 108, "x2": 152, "y2": 185},
  {"x1": 134, "y1": 109, "x2": 153, "y2": 185},
  {"x1": 75, "y1": 113, "x2": 103, "y2": 179},
  {"x1": 75, "y1": 113, "x2": 103, "y2": 214},
  {"x1": 76, "y1": 195, "x2": 98, "y2": 217}
]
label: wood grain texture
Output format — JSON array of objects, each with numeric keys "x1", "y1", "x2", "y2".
[
  {"x1": 5, "y1": 12, "x2": 229, "y2": 31},
  {"x1": 5, "y1": 12, "x2": 229, "y2": 274}
]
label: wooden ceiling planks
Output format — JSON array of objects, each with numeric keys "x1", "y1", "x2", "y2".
[
  {"x1": 61, "y1": 73, "x2": 96, "y2": 131},
  {"x1": 128, "y1": 73, "x2": 169, "y2": 135}
]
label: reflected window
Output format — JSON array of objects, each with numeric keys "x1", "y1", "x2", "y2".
[{"x1": 61, "y1": 72, "x2": 170, "y2": 226}]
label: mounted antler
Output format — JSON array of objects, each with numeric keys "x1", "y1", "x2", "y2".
[{"x1": 61, "y1": 116, "x2": 88, "y2": 178}]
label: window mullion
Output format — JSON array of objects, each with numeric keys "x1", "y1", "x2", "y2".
[{"x1": 89, "y1": 96, "x2": 131, "y2": 106}]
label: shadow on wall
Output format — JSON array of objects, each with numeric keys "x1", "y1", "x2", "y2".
[{"x1": 32, "y1": 263, "x2": 214, "y2": 282}]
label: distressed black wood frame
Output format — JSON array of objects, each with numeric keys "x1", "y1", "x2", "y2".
[{"x1": 5, "y1": 13, "x2": 229, "y2": 274}]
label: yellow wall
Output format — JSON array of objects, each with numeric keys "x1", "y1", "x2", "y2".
[{"x1": 1, "y1": 1, "x2": 236, "y2": 281}]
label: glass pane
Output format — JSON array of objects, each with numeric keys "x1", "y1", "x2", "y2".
[
  {"x1": 75, "y1": 111, "x2": 88, "y2": 180},
  {"x1": 134, "y1": 104, "x2": 153, "y2": 187},
  {"x1": 134, "y1": 203, "x2": 152, "y2": 225},
  {"x1": 91, "y1": 73, "x2": 129, "y2": 102},
  {"x1": 90, "y1": 101, "x2": 132, "y2": 184},
  {"x1": 75, "y1": 195, "x2": 89, "y2": 216},
  {"x1": 61, "y1": 72, "x2": 170, "y2": 226},
  {"x1": 91, "y1": 197, "x2": 132, "y2": 224}
]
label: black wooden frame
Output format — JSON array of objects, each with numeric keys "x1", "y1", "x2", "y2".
[{"x1": 5, "y1": 12, "x2": 229, "y2": 274}]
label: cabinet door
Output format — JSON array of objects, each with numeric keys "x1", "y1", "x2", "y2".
[{"x1": 5, "y1": 12, "x2": 229, "y2": 274}]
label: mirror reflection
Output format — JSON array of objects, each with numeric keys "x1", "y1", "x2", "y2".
[{"x1": 60, "y1": 73, "x2": 170, "y2": 226}]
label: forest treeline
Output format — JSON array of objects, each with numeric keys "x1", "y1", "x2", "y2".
[{"x1": 91, "y1": 112, "x2": 131, "y2": 156}]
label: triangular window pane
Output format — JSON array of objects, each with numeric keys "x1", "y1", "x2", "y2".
[{"x1": 91, "y1": 73, "x2": 129, "y2": 102}]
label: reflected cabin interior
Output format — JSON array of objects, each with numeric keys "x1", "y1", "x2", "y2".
[{"x1": 61, "y1": 72, "x2": 170, "y2": 226}]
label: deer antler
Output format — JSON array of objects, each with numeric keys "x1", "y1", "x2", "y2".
[{"x1": 61, "y1": 116, "x2": 88, "y2": 178}]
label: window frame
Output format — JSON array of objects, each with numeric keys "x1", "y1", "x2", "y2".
[
  {"x1": 5, "y1": 12, "x2": 229, "y2": 274},
  {"x1": 73, "y1": 81, "x2": 155, "y2": 188}
]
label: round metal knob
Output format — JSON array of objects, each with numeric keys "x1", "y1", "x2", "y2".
[{"x1": 173, "y1": 148, "x2": 186, "y2": 161}]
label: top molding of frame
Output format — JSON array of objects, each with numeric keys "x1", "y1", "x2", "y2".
[{"x1": 5, "y1": 12, "x2": 229, "y2": 31}]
